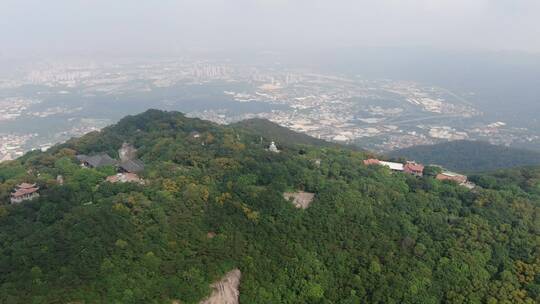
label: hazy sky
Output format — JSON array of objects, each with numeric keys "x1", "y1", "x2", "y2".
[{"x1": 1, "y1": 0, "x2": 539, "y2": 55}]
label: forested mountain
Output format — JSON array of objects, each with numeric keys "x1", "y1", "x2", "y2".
[
  {"x1": 388, "y1": 140, "x2": 540, "y2": 172},
  {"x1": 0, "y1": 110, "x2": 539, "y2": 303}
]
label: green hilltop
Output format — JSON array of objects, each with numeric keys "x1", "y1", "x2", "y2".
[{"x1": 0, "y1": 110, "x2": 539, "y2": 303}]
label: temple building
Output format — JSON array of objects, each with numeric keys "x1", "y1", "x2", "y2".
[
  {"x1": 364, "y1": 158, "x2": 425, "y2": 176},
  {"x1": 77, "y1": 153, "x2": 117, "y2": 168},
  {"x1": 436, "y1": 172, "x2": 468, "y2": 184},
  {"x1": 379, "y1": 161, "x2": 404, "y2": 172},
  {"x1": 76, "y1": 143, "x2": 145, "y2": 174},
  {"x1": 117, "y1": 143, "x2": 145, "y2": 173},
  {"x1": 404, "y1": 161, "x2": 425, "y2": 177},
  {"x1": 363, "y1": 158, "x2": 381, "y2": 166},
  {"x1": 118, "y1": 159, "x2": 145, "y2": 173},
  {"x1": 10, "y1": 183, "x2": 40, "y2": 204}
]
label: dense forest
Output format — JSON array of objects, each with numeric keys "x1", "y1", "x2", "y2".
[
  {"x1": 0, "y1": 110, "x2": 539, "y2": 303},
  {"x1": 388, "y1": 140, "x2": 540, "y2": 173}
]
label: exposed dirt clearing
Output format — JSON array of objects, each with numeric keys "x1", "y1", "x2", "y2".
[
  {"x1": 283, "y1": 191, "x2": 315, "y2": 209},
  {"x1": 200, "y1": 269, "x2": 241, "y2": 304}
]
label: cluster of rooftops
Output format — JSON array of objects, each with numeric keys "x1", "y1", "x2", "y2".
[
  {"x1": 363, "y1": 159, "x2": 425, "y2": 176},
  {"x1": 76, "y1": 155, "x2": 144, "y2": 174},
  {"x1": 76, "y1": 143, "x2": 145, "y2": 184},
  {"x1": 10, "y1": 143, "x2": 146, "y2": 204},
  {"x1": 363, "y1": 158, "x2": 475, "y2": 189}
]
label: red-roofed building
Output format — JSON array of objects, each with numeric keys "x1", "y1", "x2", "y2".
[
  {"x1": 404, "y1": 162, "x2": 425, "y2": 177},
  {"x1": 436, "y1": 172, "x2": 468, "y2": 184},
  {"x1": 363, "y1": 159, "x2": 381, "y2": 166},
  {"x1": 18, "y1": 183, "x2": 36, "y2": 189},
  {"x1": 10, "y1": 183, "x2": 40, "y2": 204}
]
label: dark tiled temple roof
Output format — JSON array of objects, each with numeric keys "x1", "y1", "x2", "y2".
[
  {"x1": 119, "y1": 159, "x2": 145, "y2": 173},
  {"x1": 77, "y1": 153, "x2": 118, "y2": 168}
]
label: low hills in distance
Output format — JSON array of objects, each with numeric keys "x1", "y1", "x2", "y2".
[
  {"x1": 388, "y1": 140, "x2": 540, "y2": 173},
  {"x1": 236, "y1": 120, "x2": 540, "y2": 173},
  {"x1": 237, "y1": 120, "x2": 540, "y2": 173},
  {"x1": 0, "y1": 110, "x2": 539, "y2": 303}
]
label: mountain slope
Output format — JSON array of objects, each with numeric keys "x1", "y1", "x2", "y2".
[
  {"x1": 0, "y1": 110, "x2": 539, "y2": 303},
  {"x1": 388, "y1": 140, "x2": 540, "y2": 172},
  {"x1": 231, "y1": 118, "x2": 343, "y2": 148}
]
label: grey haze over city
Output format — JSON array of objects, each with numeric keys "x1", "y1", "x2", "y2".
[
  {"x1": 0, "y1": 0, "x2": 539, "y2": 161},
  {"x1": 1, "y1": 0, "x2": 540, "y2": 54}
]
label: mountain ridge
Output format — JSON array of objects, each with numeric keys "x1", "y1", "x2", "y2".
[
  {"x1": 0, "y1": 110, "x2": 538, "y2": 303},
  {"x1": 230, "y1": 118, "x2": 346, "y2": 149}
]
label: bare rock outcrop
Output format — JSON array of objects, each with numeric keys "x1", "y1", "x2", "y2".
[
  {"x1": 284, "y1": 191, "x2": 315, "y2": 209},
  {"x1": 200, "y1": 269, "x2": 241, "y2": 304},
  {"x1": 119, "y1": 142, "x2": 138, "y2": 162}
]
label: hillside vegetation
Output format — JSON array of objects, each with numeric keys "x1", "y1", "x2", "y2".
[
  {"x1": 0, "y1": 110, "x2": 539, "y2": 303},
  {"x1": 389, "y1": 140, "x2": 540, "y2": 172},
  {"x1": 231, "y1": 118, "x2": 344, "y2": 149}
]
